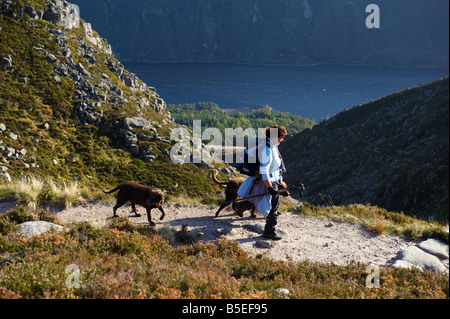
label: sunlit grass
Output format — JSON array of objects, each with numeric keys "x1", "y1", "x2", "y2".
[
  {"x1": 0, "y1": 176, "x2": 93, "y2": 210},
  {"x1": 9, "y1": 175, "x2": 45, "y2": 210},
  {"x1": 47, "y1": 180, "x2": 86, "y2": 209},
  {"x1": 296, "y1": 202, "x2": 449, "y2": 243}
]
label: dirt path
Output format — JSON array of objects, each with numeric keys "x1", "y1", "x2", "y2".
[{"x1": 29, "y1": 200, "x2": 421, "y2": 268}]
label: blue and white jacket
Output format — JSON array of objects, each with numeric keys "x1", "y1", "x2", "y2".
[{"x1": 237, "y1": 137, "x2": 285, "y2": 217}]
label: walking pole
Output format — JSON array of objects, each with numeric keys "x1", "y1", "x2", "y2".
[{"x1": 220, "y1": 183, "x2": 305, "y2": 205}]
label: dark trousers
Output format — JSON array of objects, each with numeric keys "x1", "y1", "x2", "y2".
[{"x1": 264, "y1": 183, "x2": 279, "y2": 236}]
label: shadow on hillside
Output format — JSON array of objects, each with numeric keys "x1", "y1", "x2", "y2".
[
  {"x1": 0, "y1": 201, "x2": 16, "y2": 213},
  {"x1": 135, "y1": 208, "x2": 266, "y2": 243}
]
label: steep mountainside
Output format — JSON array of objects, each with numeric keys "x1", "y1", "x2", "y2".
[
  {"x1": 280, "y1": 77, "x2": 449, "y2": 221},
  {"x1": 73, "y1": 0, "x2": 449, "y2": 68},
  {"x1": 0, "y1": 0, "x2": 224, "y2": 197}
]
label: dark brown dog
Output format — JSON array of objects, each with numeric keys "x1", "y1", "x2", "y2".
[
  {"x1": 211, "y1": 170, "x2": 290, "y2": 218},
  {"x1": 103, "y1": 182, "x2": 166, "y2": 226}
]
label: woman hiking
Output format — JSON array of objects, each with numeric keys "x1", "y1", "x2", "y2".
[{"x1": 237, "y1": 125, "x2": 287, "y2": 240}]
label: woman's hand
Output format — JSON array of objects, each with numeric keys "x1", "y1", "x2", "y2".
[{"x1": 267, "y1": 186, "x2": 278, "y2": 196}]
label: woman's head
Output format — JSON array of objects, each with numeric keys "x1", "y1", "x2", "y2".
[{"x1": 266, "y1": 125, "x2": 287, "y2": 145}]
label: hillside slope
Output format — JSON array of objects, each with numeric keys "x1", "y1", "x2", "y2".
[
  {"x1": 0, "y1": 0, "x2": 224, "y2": 197},
  {"x1": 73, "y1": 0, "x2": 449, "y2": 68},
  {"x1": 281, "y1": 77, "x2": 449, "y2": 221}
]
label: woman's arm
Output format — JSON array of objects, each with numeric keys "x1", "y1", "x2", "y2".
[{"x1": 260, "y1": 146, "x2": 275, "y2": 190}]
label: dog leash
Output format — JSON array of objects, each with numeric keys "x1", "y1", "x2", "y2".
[{"x1": 220, "y1": 183, "x2": 305, "y2": 205}]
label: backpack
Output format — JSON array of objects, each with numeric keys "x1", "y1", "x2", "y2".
[{"x1": 235, "y1": 137, "x2": 271, "y2": 177}]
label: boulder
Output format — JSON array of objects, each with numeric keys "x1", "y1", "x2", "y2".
[
  {"x1": 398, "y1": 246, "x2": 446, "y2": 274},
  {"x1": 121, "y1": 72, "x2": 139, "y2": 91},
  {"x1": 122, "y1": 117, "x2": 153, "y2": 131},
  {"x1": 392, "y1": 259, "x2": 421, "y2": 271},
  {"x1": 417, "y1": 238, "x2": 449, "y2": 260},
  {"x1": 18, "y1": 221, "x2": 64, "y2": 237}
]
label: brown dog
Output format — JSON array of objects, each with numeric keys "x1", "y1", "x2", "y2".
[
  {"x1": 103, "y1": 182, "x2": 166, "y2": 226},
  {"x1": 211, "y1": 170, "x2": 290, "y2": 218}
]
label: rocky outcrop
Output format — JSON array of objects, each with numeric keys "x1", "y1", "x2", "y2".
[
  {"x1": 3, "y1": 0, "x2": 170, "y2": 129},
  {"x1": 0, "y1": 0, "x2": 224, "y2": 183},
  {"x1": 2, "y1": 0, "x2": 172, "y2": 127},
  {"x1": 1, "y1": 0, "x2": 79, "y2": 29},
  {"x1": 116, "y1": 116, "x2": 170, "y2": 160},
  {"x1": 42, "y1": 0, "x2": 79, "y2": 29}
]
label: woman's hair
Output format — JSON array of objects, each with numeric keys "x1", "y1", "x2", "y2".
[{"x1": 265, "y1": 125, "x2": 287, "y2": 139}]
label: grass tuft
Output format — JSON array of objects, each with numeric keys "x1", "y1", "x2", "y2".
[
  {"x1": 11, "y1": 175, "x2": 46, "y2": 210},
  {"x1": 47, "y1": 180, "x2": 86, "y2": 209},
  {"x1": 1, "y1": 176, "x2": 90, "y2": 210}
]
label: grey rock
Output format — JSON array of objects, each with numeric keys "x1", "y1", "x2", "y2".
[
  {"x1": 143, "y1": 155, "x2": 156, "y2": 162},
  {"x1": 17, "y1": 76, "x2": 28, "y2": 83},
  {"x1": 122, "y1": 117, "x2": 153, "y2": 131},
  {"x1": 123, "y1": 132, "x2": 138, "y2": 145},
  {"x1": 399, "y1": 246, "x2": 446, "y2": 274},
  {"x1": 0, "y1": 55, "x2": 12, "y2": 66},
  {"x1": 76, "y1": 63, "x2": 90, "y2": 77},
  {"x1": 0, "y1": 172, "x2": 11, "y2": 182},
  {"x1": 18, "y1": 221, "x2": 64, "y2": 237},
  {"x1": 25, "y1": 4, "x2": 43, "y2": 19},
  {"x1": 105, "y1": 57, "x2": 124, "y2": 78},
  {"x1": 255, "y1": 240, "x2": 272, "y2": 248},
  {"x1": 392, "y1": 259, "x2": 421, "y2": 271},
  {"x1": 274, "y1": 288, "x2": 290, "y2": 299},
  {"x1": 46, "y1": 53, "x2": 58, "y2": 64},
  {"x1": 42, "y1": 0, "x2": 79, "y2": 29},
  {"x1": 122, "y1": 72, "x2": 139, "y2": 90},
  {"x1": 418, "y1": 239, "x2": 449, "y2": 260},
  {"x1": 74, "y1": 100, "x2": 103, "y2": 125}
]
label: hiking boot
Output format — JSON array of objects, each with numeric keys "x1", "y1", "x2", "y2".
[{"x1": 262, "y1": 232, "x2": 282, "y2": 241}]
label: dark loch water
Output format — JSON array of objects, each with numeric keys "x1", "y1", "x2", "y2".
[{"x1": 124, "y1": 62, "x2": 448, "y2": 121}]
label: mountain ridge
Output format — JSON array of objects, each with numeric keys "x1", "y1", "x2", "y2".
[{"x1": 73, "y1": 0, "x2": 449, "y2": 68}]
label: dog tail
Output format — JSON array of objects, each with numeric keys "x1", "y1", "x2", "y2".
[
  {"x1": 102, "y1": 185, "x2": 121, "y2": 194},
  {"x1": 211, "y1": 169, "x2": 228, "y2": 185}
]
